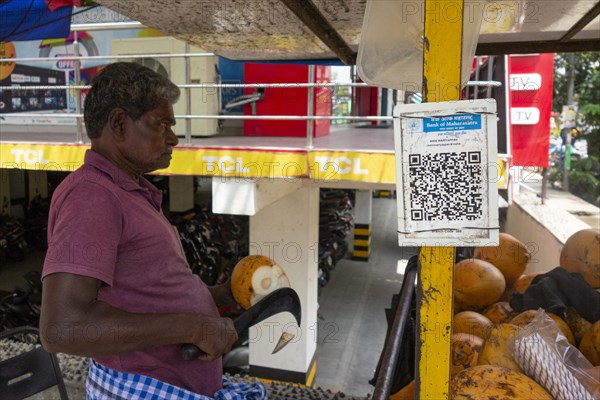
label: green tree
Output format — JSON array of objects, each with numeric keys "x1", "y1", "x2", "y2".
[{"x1": 553, "y1": 52, "x2": 600, "y2": 159}]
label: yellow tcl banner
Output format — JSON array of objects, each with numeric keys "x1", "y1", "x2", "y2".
[
  {"x1": 308, "y1": 151, "x2": 397, "y2": 184},
  {"x1": 1, "y1": 143, "x2": 509, "y2": 188},
  {"x1": 163, "y1": 147, "x2": 308, "y2": 178},
  {"x1": 0, "y1": 143, "x2": 309, "y2": 178},
  {"x1": 1, "y1": 143, "x2": 88, "y2": 172}
]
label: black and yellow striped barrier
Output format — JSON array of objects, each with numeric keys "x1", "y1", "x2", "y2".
[{"x1": 353, "y1": 223, "x2": 371, "y2": 261}]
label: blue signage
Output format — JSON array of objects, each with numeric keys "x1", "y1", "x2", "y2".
[{"x1": 423, "y1": 114, "x2": 482, "y2": 132}]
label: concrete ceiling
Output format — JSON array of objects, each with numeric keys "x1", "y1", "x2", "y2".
[
  {"x1": 95, "y1": 0, "x2": 600, "y2": 62},
  {"x1": 95, "y1": 0, "x2": 366, "y2": 61}
]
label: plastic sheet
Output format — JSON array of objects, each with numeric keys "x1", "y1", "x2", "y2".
[
  {"x1": 357, "y1": 0, "x2": 486, "y2": 92},
  {"x1": 511, "y1": 309, "x2": 599, "y2": 400}
]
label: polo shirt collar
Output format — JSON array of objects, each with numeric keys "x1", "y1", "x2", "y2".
[{"x1": 84, "y1": 150, "x2": 163, "y2": 207}]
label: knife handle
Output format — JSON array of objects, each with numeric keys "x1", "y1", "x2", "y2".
[{"x1": 180, "y1": 343, "x2": 204, "y2": 360}]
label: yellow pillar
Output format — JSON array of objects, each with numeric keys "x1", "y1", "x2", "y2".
[{"x1": 416, "y1": 1, "x2": 464, "y2": 398}]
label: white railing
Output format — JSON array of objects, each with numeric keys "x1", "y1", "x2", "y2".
[{"x1": 0, "y1": 49, "x2": 500, "y2": 146}]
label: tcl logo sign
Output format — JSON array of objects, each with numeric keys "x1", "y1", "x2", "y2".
[{"x1": 10, "y1": 149, "x2": 49, "y2": 164}]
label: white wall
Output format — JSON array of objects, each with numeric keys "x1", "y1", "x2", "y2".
[{"x1": 505, "y1": 192, "x2": 592, "y2": 274}]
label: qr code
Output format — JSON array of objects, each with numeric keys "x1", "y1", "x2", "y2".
[{"x1": 408, "y1": 152, "x2": 483, "y2": 221}]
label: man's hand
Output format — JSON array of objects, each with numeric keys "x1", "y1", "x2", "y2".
[
  {"x1": 190, "y1": 316, "x2": 238, "y2": 361},
  {"x1": 209, "y1": 279, "x2": 242, "y2": 316}
]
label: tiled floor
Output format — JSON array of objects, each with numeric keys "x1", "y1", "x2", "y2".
[{"x1": 0, "y1": 196, "x2": 408, "y2": 398}]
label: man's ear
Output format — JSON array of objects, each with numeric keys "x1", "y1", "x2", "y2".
[{"x1": 107, "y1": 108, "x2": 129, "y2": 141}]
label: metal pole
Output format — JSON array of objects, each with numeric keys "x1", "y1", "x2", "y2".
[
  {"x1": 0, "y1": 53, "x2": 215, "y2": 63},
  {"x1": 473, "y1": 56, "x2": 481, "y2": 99},
  {"x1": 184, "y1": 42, "x2": 192, "y2": 145},
  {"x1": 486, "y1": 56, "x2": 495, "y2": 98},
  {"x1": 504, "y1": 55, "x2": 512, "y2": 189},
  {"x1": 372, "y1": 258, "x2": 417, "y2": 400},
  {"x1": 73, "y1": 31, "x2": 83, "y2": 144},
  {"x1": 71, "y1": 21, "x2": 144, "y2": 31},
  {"x1": 0, "y1": 113, "x2": 394, "y2": 121},
  {"x1": 0, "y1": 81, "x2": 501, "y2": 90},
  {"x1": 541, "y1": 168, "x2": 548, "y2": 204},
  {"x1": 306, "y1": 65, "x2": 316, "y2": 149},
  {"x1": 417, "y1": 0, "x2": 461, "y2": 397},
  {"x1": 562, "y1": 53, "x2": 576, "y2": 192}
]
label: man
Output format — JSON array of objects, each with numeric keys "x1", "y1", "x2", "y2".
[{"x1": 40, "y1": 62, "x2": 262, "y2": 398}]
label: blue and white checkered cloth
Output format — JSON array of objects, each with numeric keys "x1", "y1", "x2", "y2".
[{"x1": 86, "y1": 359, "x2": 267, "y2": 400}]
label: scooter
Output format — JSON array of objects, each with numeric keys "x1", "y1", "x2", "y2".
[{"x1": 0, "y1": 214, "x2": 28, "y2": 262}]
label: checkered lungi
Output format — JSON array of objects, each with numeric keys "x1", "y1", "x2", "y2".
[{"x1": 86, "y1": 359, "x2": 267, "y2": 400}]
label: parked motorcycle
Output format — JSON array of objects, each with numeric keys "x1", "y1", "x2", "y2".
[
  {"x1": 21, "y1": 195, "x2": 50, "y2": 251},
  {"x1": 0, "y1": 214, "x2": 28, "y2": 262},
  {"x1": 0, "y1": 271, "x2": 42, "y2": 333},
  {"x1": 317, "y1": 189, "x2": 355, "y2": 291},
  {"x1": 170, "y1": 205, "x2": 249, "y2": 286}
]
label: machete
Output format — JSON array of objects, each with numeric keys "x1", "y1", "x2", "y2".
[{"x1": 181, "y1": 287, "x2": 301, "y2": 361}]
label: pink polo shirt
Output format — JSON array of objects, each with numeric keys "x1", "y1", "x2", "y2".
[{"x1": 42, "y1": 149, "x2": 221, "y2": 395}]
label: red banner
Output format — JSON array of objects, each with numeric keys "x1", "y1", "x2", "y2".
[
  {"x1": 509, "y1": 53, "x2": 554, "y2": 167},
  {"x1": 45, "y1": 0, "x2": 80, "y2": 11}
]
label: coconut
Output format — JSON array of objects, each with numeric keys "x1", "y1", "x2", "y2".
[
  {"x1": 453, "y1": 311, "x2": 493, "y2": 339},
  {"x1": 454, "y1": 259, "x2": 506, "y2": 311},
  {"x1": 474, "y1": 233, "x2": 529, "y2": 287},
  {"x1": 579, "y1": 321, "x2": 600, "y2": 366},
  {"x1": 451, "y1": 333, "x2": 484, "y2": 377},
  {"x1": 508, "y1": 309, "x2": 538, "y2": 327},
  {"x1": 513, "y1": 272, "x2": 543, "y2": 293},
  {"x1": 477, "y1": 323, "x2": 523, "y2": 372},
  {"x1": 482, "y1": 301, "x2": 516, "y2": 324},
  {"x1": 509, "y1": 310, "x2": 575, "y2": 345},
  {"x1": 560, "y1": 229, "x2": 600, "y2": 288},
  {"x1": 564, "y1": 307, "x2": 593, "y2": 346},
  {"x1": 230, "y1": 255, "x2": 290, "y2": 309},
  {"x1": 450, "y1": 365, "x2": 553, "y2": 399}
]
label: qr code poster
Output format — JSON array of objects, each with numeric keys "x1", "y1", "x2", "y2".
[{"x1": 393, "y1": 100, "x2": 499, "y2": 247}]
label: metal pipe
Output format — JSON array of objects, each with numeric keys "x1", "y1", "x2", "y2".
[
  {"x1": 1, "y1": 113, "x2": 83, "y2": 118},
  {"x1": 518, "y1": 181, "x2": 542, "y2": 194},
  {"x1": 0, "y1": 53, "x2": 214, "y2": 63},
  {"x1": 372, "y1": 256, "x2": 418, "y2": 400},
  {"x1": 184, "y1": 42, "x2": 192, "y2": 145},
  {"x1": 176, "y1": 115, "x2": 394, "y2": 121},
  {"x1": 541, "y1": 168, "x2": 548, "y2": 205},
  {"x1": 279, "y1": 0, "x2": 357, "y2": 65},
  {"x1": 70, "y1": 21, "x2": 145, "y2": 31},
  {"x1": 503, "y1": 55, "x2": 512, "y2": 162},
  {"x1": 73, "y1": 32, "x2": 84, "y2": 144},
  {"x1": 179, "y1": 82, "x2": 367, "y2": 89},
  {"x1": 563, "y1": 53, "x2": 576, "y2": 192},
  {"x1": 0, "y1": 83, "x2": 362, "y2": 90},
  {"x1": 474, "y1": 57, "x2": 481, "y2": 99},
  {"x1": 560, "y1": 2, "x2": 600, "y2": 42},
  {"x1": 306, "y1": 65, "x2": 316, "y2": 149},
  {"x1": 0, "y1": 81, "x2": 501, "y2": 91},
  {"x1": 476, "y1": 39, "x2": 600, "y2": 55},
  {"x1": 0, "y1": 113, "x2": 394, "y2": 121},
  {"x1": 486, "y1": 56, "x2": 495, "y2": 98}
]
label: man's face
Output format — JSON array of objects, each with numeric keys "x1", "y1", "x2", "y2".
[{"x1": 122, "y1": 100, "x2": 178, "y2": 175}]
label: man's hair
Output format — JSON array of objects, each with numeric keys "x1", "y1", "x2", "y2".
[{"x1": 83, "y1": 62, "x2": 181, "y2": 139}]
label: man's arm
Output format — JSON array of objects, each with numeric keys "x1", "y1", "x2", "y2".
[
  {"x1": 40, "y1": 272, "x2": 237, "y2": 361},
  {"x1": 208, "y1": 279, "x2": 241, "y2": 312}
]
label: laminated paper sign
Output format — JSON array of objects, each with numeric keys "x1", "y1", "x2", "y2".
[{"x1": 393, "y1": 100, "x2": 499, "y2": 247}]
